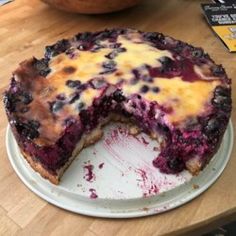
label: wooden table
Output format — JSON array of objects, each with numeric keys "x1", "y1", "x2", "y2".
[{"x1": 0, "y1": 0, "x2": 235, "y2": 235}]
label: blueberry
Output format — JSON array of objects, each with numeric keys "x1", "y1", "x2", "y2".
[
  {"x1": 102, "y1": 60, "x2": 116, "y2": 70},
  {"x1": 144, "y1": 32, "x2": 159, "y2": 41},
  {"x1": 56, "y1": 93, "x2": 66, "y2": 100},
  {"x1": 167, "y1": 157, "x2": 184, "y2": 172},
  {"x1": 205, "y1": 118, "x2": 219, "y2": 134},
  {"x1": 45, "y1": 39, "x2": 70, "y2": 59},
  {"x1": 130, "y1": 78, "x2": 139, "y2": 85},
  {"x1": 20, "y1": 107, "x2": 29, "y2": 113},
  {"x1": 214, "y1": 86, "x2": 229, "y2": 97},
  {"x1": 143, "y1": 76, "x2": 153, "y2": 83},
  {"x1": 66, "y1": 80, "x2": 81, "y2": 88},
  {"x1": 192, "y1": 48, "x2": 203, "y2": 58},
  {"x1": 69, "y1": 92, "x2": 80, "y2": 104},
  {"x1": 105, "y1": 51, "x2": 118, "y2": 60},
  {"x1": 90, "y1": 78, "x2": 107, "y2": 89},
  {"x1": 113, "y1": 90, "x2": 125, "y2": 102},
  {"x1": 78, "y1": 102, "x2": 85, "y2": 111},
  {"x1": 131, "y1": 102, "x2": 137, "y2": 108},
  {"x1": 213, "y1": 95, "x2": 231, "y2": 105},
  {"x1": 33, "y1": 58, "x2": 51, "y2": 77},
  {"x1": 64, "y1": 117, "x2": 76, "y2": 126},
  {"x1": 152, "y1": 87, "x2": 160, "y2": 93},
  {"x1": 51, "y1": 101, "x2": 64, "y2": 112},
  {"x1": 158, "y1": 56, "x2": 173, "y2": 67},
  {"x1": 22, "y1": 92, "x2": 33, "y2": 105},
  {"x1": 105, "y1": 48, "x2": 126, "y2": 59},
  {"x1": 140, "y1": 102, "x2": 146, "y2": 110},
  {"x1": 116, "y1": 47, "x2": 126, "y2": 53},
  {"x1": 78, "y1": 45, "x2": 85, "y2": 50},
  {"x1": 76, "y1": 32, "x2": 92, "y2": 41},
  {"x1": 140, "y1": 85, "x2": 149, "y2": 93},
  {"x1": 4, "y1": 92, "x2": 19, "y2": 112},
  {"x1": 212, "y1": 65, "x2": 225, "y2": 76},
  {"x1": 14, "y1": 120, "x2": 39, "y2": 140},
  {"x1": 110, "y1": 43, "x2": 121, "y2": 49},
  {"x1": 65, "y1": 48, "x2": 75, "y2": 55},
  {"x1": 132, "y1": 69, "x2": 140, "y2": 79},
  {"x1": 28, "y1": 120, "x2": 40, "y2": 129}
]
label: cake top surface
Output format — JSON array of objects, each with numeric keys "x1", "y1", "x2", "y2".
[{"x1": 5, "y1": 29, "x2": 230, "y2": 145}]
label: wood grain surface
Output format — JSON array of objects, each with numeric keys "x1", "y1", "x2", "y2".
[{"x1": 0, "y1": 0, "x2": 235, "y2": 235}]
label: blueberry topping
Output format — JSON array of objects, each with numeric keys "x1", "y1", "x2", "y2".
[
  {"x1": 214, "y1": 86, "x2": 230, "y2": 97},
  {"x1": 130, "y1": 77, "x2": 139, "y2": 85},
  {"x1": 140, "y1": 102, "x2": 146, "y2": 110},
  {"x1": 28, "y1": 120, "x2": 41, "y2": 129},
  {"x1": 66, "y1": 80, "x2": 81, "y2": 88},
  {"x1": 110, "y1": 43, "x2": 121, "y2": 49},
  {"x1": 212, "y1": 65, "x2": 225, "y2": 76},
  {"x1": 113, "y1": 90, "x2": 126, "y2": 102},
  {"x1": 152, "y1": 86, "x2": 160, "y2": 93},
  {"x1": 76, "y1": 32, "x2": 92, "y2": 41},
  {"x1": 69, "y1": 92, "x2": 80, "y2": 104},
  {"x1": 78, "y1": 45, "x2": 85, "y2": 50},
  {"x1": 90, "y1": 78, "x2": 107, "y2": 89},
  {"x1": 65, "y1": 48, "x2": 75, "y2": 56},
  {"x1": 45, "y1": 39, "x2": 70, "y2": 59},
  {"x1": 56, "y1": 93, "x2": 66, "y2": 100},
  {"x1": 4, "y1": 92, "x2": 20, "y2": 112},
  {"x1": 116, "y1": 47, "x2": 127, "y2": 53},
  {"x1": 78, "y1": 102, "x2": 85, "y2": 111},
  {"x1": 137, "y1": 94, "x2": 141, "y2": 99},
  {"x1": 143, "y1": 76, "x2": 153, "y2": 83},
  {"x1": 64, "y1": 117, "x2": 76, "y2": 127},
  {"x1": 22, "y1": 92, "x2": 33, "y2": 105},
  {"x1": 158, "y1": 56, "x2": 173, "y2": 67},
  {"x1": 105, "y1": 51, "x2": 117, "y2": 60},
  {"x1": 14, "y1": 120, "x2": 40, "y2": 140},
  {"x1": 20, "y1": 107, "x2": 29, "y2": 113},
  {"x1": 33, "y1": 58, "x2": 51, "y2": 77},
  {"x1": 167, "y1": 157, "x2": 184, "y2": 172},
  {"x1": 51, "y1": 101, "x2": 64, "y2": 112},
  {"x1": 144, "y1": 32, "x2": 159, "y2": 42},
  {"x1": 205, "y1": 118, "x2": 220, "y2": 134},
  {"x1": 102, "y1": 60, "x2": 116, "y2": 70},
  {"x1": 192, "y1": 48, "x2": 204, "y2": 58},
  {"x1": 131, "y1": 102, "x2": 137, "y2": 108},
  {"x1": 140, "y1": 85, "x2": 149, "y2": 93}
]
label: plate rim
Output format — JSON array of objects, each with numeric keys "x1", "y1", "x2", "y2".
[{"x1": 5, "y1": 121, "x2": 234, "y2": 218}]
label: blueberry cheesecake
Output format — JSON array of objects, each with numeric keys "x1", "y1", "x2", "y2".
[{"x1": 4, "y1": 29, "x2": 231, "y2": 184}]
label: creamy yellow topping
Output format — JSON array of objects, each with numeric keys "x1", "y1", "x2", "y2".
[{"x1": 28, "y1": 32, "x2": 222, "y2": 144}]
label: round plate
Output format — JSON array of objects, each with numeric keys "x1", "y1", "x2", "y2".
[{"x1": 6, "y1": 121, "x2": 233, "y2": 218}]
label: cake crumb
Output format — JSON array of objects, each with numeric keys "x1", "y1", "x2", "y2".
[
  {"x1": 142, "y1": 207, "x2": 149, "y2": 211},
  {"x1": 193, "y1": 184, "x2": 199, "y2": 189}
]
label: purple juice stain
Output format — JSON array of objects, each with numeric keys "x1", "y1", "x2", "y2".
[
  {"x1": 83, "y1": 164, "x2": 95, "y2": 182},
  {"x1": 141, "y1": 137, "x2": 149, "y2": 146},
  {"x1": 89, "y1": 188, "x2": 98, "y2": 199}
]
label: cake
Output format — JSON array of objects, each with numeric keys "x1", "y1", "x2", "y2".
[{"x1": 4, "y1": 29, "x2": 231, "y2": 184}]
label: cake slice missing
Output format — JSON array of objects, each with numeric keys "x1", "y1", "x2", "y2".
[{"x1": 4, "y1": 29, "x2": 231, "y2": 184}]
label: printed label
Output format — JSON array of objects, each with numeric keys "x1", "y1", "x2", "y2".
[{"x1": 202, "y1": 3, "x2": 236, "y2": 52}]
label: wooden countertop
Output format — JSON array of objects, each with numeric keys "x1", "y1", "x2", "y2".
[{"x1": 0, "y1": 0, "x2": 235, "y2": 235}]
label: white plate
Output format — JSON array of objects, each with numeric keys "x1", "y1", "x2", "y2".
[{"x1": 6, "y1": 121, "x2": 233, "y2": 218}]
